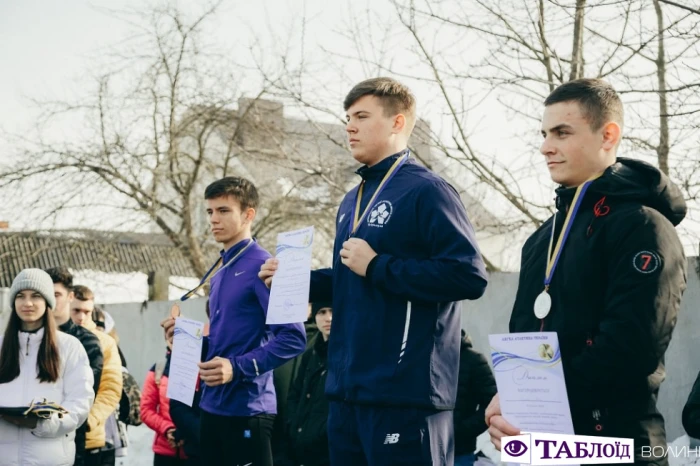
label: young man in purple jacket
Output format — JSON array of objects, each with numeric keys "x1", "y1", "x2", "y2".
[
  {"x1": 260, "y1": 77, "x2": 488, "y2": 466},
  {"x1": 163, "y1": 177, "x2": 306, "y2": 466}
]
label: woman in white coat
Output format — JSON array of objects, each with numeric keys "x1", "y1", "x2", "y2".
[{"x1": 0, "y1": 269, "x2": 95, "y2": 466}]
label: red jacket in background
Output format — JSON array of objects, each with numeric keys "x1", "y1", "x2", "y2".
[{"x1": 140, "y1": 354, "x2": 187, "y2": 459}]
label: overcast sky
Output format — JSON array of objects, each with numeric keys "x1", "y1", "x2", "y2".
[{"x1": 1, "y1": 0, "x2": 696, "y2": 259}]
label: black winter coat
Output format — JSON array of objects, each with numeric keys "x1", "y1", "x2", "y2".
[
  {"x1": 510, "y1": 158, "x2": 687, "y2": 465},
  {"x1": 285, "y1": 333, "x2": 329, "y2": 466},
  {"x1": 170, "y1": 383, "x2": 202, "y2": 459},
  {"x1": 273, "y1": 322, "x2": 318, "y2": 459},
  {"x1": 454, "y1": 332, "x2": 497, "y2": 455},
  {"x1": 58, "y1": 319, "x2": 104, "y2": 466}
]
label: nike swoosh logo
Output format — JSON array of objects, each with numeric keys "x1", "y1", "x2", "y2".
[{"x1": 235, "y1": 271, "x2": 245, "y2": 276}]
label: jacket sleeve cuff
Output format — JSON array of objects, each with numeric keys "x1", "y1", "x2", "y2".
[
  {"x1": 31, "y1": 415, "x2": 59, "y2": 438},
  {"x1": 231, "y1": 356, "x2": 251, "y2": 382},
  {"x1": 159, "y1": 422, "x2": 176, "y2": 437},
  {"x1": 367, "y1": 254, "x2": 390, "y2": 285}
]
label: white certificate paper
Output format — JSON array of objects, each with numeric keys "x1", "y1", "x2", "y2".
[
  {"x1": 166, "y1": 317, "x2": 204, "y2": 407},
  {"x1": 489, "y1": 332, "x2": 575, "y2": 435},
  {"x1": 266, "y1": 226, "x2": 314, "y2": 325}
]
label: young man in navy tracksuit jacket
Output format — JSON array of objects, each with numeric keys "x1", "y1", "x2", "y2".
[
  {"x1": 165, "y1": 177, "x2": 306, "y2": 466},
  {"x1": 261, "y1": 77, "x2": 488, "y2": 465}
]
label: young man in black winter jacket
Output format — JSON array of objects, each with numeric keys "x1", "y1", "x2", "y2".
[
  {"x1": 277, "y1": 301, "x2": 332, "y2": 466},
  {"x1": 46, "y1": 266, "x2": 104, "y2": 466},
  {"x1": 485, "y1": 79, "x2": 687, "y2": 466},
  {"x1": 454, "y1": 331, "x2": 496, "y2": 466}
]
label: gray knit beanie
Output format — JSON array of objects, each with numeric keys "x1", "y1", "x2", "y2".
[{"x1": 10, "y1": 268, "x2": 56, "y2": 311}]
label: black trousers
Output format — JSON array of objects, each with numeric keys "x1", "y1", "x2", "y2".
[
  {"x1": 200, "y1": 410, "x2": 275, "y2": 466},
  {"x1": 153, "y1": 454, "x2": 191, "y2": 466},
  {"x1": 84, "y1": 448, "x2": 115, "y2": 466},
  {"x1": 73, "y1": 422, "x2": 87, "y2": 466}
]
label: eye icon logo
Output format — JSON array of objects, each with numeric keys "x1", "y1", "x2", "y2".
[{"x1": 504, "y1": 440, "x2": 528, "y2": 457}]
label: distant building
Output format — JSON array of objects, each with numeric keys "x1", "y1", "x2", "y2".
[{"x1": 0, "y1": 229, "x2": 199, "y2": 322}]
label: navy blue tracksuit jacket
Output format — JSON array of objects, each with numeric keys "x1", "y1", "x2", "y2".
[{"x1": 310, "y1": 151, "x2": 488, "y2": 410}]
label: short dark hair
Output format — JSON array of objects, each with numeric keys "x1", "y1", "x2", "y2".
[
  {"x1": 92, "y1": 306, "x2": 105, "y2": 327},
  {"x1": 46, "y1": 266, "x2": 73, "y2": 290},
  {"x1": 73, "y1": 285, "x2": 95, "y2": 301},
  {"x1": 204, "y1": 177, "x2": 259, "y2": 210},
  {"x1": 544, "y1": 78, "x2": 624, "y2": 131},
  {"x1": 344, "y1": 77, "x2": 416, "y2": 127}
]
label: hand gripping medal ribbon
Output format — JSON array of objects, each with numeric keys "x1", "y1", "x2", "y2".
[
  {"x1": 535, "y1": 174, "x2": 601, "y2": 319},
  {"x1": 348, "y1": 151, "x2": 409, "y2": 237}
]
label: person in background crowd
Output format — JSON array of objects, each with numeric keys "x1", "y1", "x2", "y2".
[
  {"x1": 141, "y1": 347, "x2": 188, "y2": 465},
  {"x1": 46, "y1": 266, "x2": 104, "y2": 466},
  {"x1": 92, "y1": 307, "x2": 130, "y2": 460},
  {"x1": 454, "y1": 331, "x2": 497, "y2": 466},
  {"x1": 278, "y1": 301, "x2": 332, "y2": 466},
  {"x1": 272, "y1": 303, "x2": 320, "y2": 460},
  {"x1": 71, "y1": 285, "x2": 124, "y2": 466},
  {"x1": 99, "y1": 310, "x2": 128, "y2": 368},
  {"x1": 92, "y1": 308, "x2": 143, "y2": 430},
  {"x1": 169, "y1": 300, "x2": 210, "y2": 465},
  {"x1": 0, "y1": 269, "x2": 94, "y2": 466}
]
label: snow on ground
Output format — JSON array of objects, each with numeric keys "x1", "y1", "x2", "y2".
[{"x1": 116, "y1": 424, "x2": 154, "y2": 466}]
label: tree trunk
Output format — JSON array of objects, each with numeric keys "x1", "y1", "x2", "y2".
[
  {"x1": 653, "y1": 0, "x2": 670, "y2": 175},
  {"x1": 569, "y1": 0, "x2": 587, "y2": 81}
]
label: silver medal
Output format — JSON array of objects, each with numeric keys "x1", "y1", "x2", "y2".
[{"x1": 534, "y1": 290, "x2": 552, "y2": 319}]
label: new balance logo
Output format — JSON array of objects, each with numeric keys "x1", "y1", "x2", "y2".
[{"x1": 384, "y1": 433, "x2": 400, "y2": 444}]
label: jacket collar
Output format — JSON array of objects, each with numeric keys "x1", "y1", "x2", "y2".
[
  {"x1": 355, "y1": 150, "x2": 407, "y2": 181},
  {"x1": 19, "y1": 327, "x2": 45, "y2": 352},
  {"x1": 58, "y1": 319, "x2": 75, "y2": 333},
  {"x1": 220, "y1": 238, "x2": 254, "y2": 262}
]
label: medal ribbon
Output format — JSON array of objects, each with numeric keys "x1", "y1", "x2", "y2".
[
  {"x1": 544, "y1": 174, "x2": 601, "y2": 290},
  {"x1": 180, "y1": 239, "x2": 254, "y2": 301},
  {"x1": 348, "y1": 152, "x2": 409, "y2": 236}
]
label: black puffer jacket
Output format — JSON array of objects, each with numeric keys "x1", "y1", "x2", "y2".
[
  {"x1": 273, "y1": 322, "x2": 318, "y2": 460},
  {"x1": 683, "y1": 371, "x2": 700, "y2": 439},
  {"x1": 59, "y1": 319, "x2": 103, "y2": 392},
  {"x1": 454, "y1": 331, "x2": 497, "y2": 456},
  {"x1": 285, "y1": 333, "x2": 329, "y2": 466},
  {"x1": 58, "y1": 319, "x2": 104, "y2": 466},
  {"x1": 510, "y1": 158, "x2": 687, "y2": 464}
]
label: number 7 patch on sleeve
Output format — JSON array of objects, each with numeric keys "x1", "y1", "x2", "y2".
[{"x1": 633, "y1": 250, "x2": 660, "y2": 274}]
